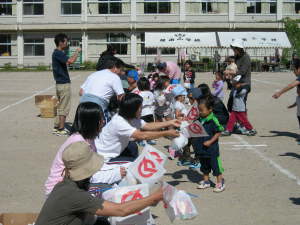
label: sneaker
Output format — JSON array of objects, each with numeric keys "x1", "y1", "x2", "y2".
[
  {"x1": 52, "y1": 127, "x2": 59, "y2": 134},
  {"x1": 222, "y1": 130, "x2": 231, "y2": 136},
  {"x1": 177, "y1": 160, "x2": 192, "y2": 166},
  {"x1": 147, "y1": 140, "x2": 157, "y2": 145},
  {"x1": 55, "y1": 128, "x2": 70, "y2": 136},
  {"x1": 197, "y1": 180, "x2": 211, "y2": 189},
  {"x1": 137, "y1": 141, "x2": 146, "y2": 147},
  {"x1": 245, "y1": 129, "x2": 257, "y2": 136},
  {"x1": 189, "y1": 161, "x2": 201, "y2": 169},
  {"x1": 213, "y1": 179, "x2": 225, "y2": 193}
]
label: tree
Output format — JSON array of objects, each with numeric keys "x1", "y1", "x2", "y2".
[{"x1": 283, "y1": 18, "x2": 300, "y2": 56}]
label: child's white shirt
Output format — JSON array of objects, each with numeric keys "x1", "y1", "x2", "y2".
[{"x1": 139, "y1": 91, "x2": 155, "y2": 117}]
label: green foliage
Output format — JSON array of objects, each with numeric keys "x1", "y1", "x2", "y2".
[
  {"x1": 36, "y1": 64, "x2": 49, "y2": 71},
  {"x1": 82, "y1": 61, "x2": 97, "y2": 70},
  {"x1": 283, "y1": 18, "x2": 300, "y2": 56},
  {"x1": 3, "y1": 63, "x2": 13, "y2": 70}
]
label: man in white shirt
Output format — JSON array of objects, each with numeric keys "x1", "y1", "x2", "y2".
[
  {"x1": 92, "y1": 93, "x2": 180, "y2": 184},
  {"x1": 79, "y1": 59, "x2": 125, "y2": 122}
]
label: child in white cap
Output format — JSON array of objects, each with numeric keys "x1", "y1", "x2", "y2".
[{"x1": 172, "y1": 85, "x2": 188, "y2": 120}]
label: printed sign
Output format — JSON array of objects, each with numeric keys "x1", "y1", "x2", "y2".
[
  {"x1": 144, "y1": 145, "x2": 167, "y2": 166},
  {"x1": 129, "y1": 149, "x2": 166, "y2": 184},
  {"x1": 186, "y1": 105, "x2": 199, "y2": 121},
  {"x1": 187, "y1": 120, "x2": 208, "y2": 137}
]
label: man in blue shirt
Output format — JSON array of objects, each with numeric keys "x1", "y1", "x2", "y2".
[{"x1": 52, "y1": 33, "x2": 81, "y2": 136}]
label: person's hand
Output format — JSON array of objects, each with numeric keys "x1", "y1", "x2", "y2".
[
  {"x1": 120, "y1": 167, "x2": 127, "y2": 178},
  {"x1": 76, "y1": 48, "x2": 82, "y2": 53},
  {"x1": 287, "y1": 105, "x2": 294, "y2": 109},
  {"x1": 203, "y1": 140, "x2": 212, "y2": 147},
  {"x1": 150, "y1": 187, "x2": 163, "y2": 205},
  {"x1": 168, "y1": 119, "x2": 181, "y2": 128},
  {"x1": 272, "y1": 92, "x2": 281, "y2": 99},
  {"x1": 166, "y1": 129, "x2": 180, "y2": 138}
]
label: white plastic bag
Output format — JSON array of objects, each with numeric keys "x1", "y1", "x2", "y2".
[
  {"x1": 170, "y1": 190, "x2": 198, "y2": 220},
  {"x1": 171, "y1": 133, "x2": 188, "y2": 151},
  {"x1": 143, "y1": 145, "x2": 167, "y2": 166}
]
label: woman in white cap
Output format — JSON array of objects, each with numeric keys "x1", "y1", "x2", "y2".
[
  {"x1": 225, "y1": 39, "x2": 252, "y2": 91},
  {"x1": 36, "y1": 142, "x2": 164, "y2": 225}
]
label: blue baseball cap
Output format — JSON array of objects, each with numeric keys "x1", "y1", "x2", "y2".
[
  {"x1": 127, "y1": 70, "x2": 139, "y2": 81},
  {"x1": 172, "y1": 85, "x2": 187, "y2": 97}
]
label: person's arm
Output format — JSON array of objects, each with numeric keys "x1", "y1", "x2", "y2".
[
  {"x1": 131, "y1": 129, "x2": 179, "y2": 141},
  {"x1": 203, "y1": 132, "x2": 221, "y2": 147},
  {"x1": 142, "y1": 119, "x2": 181, "y2": 131},
  {"x1": 67, "y1": 48, "x2": 81, "y2": 65},
  {"x1": 272, "y1": 80, "x2": 300, "y2": 99},
  {"x1": 236, "y1": 56, "x2": 250, "y2": 77},
  {"x1": 79, "y1": 88, "x2": 84, "y2": 96},
  {"x1": 287, "y1": 102, "x2": 297, "y2": 109},
  {"x1": 95, "y1": 188, "x2": 163, "y2": 217}
]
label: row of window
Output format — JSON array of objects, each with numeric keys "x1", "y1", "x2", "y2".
[
  {"x1": 1, "y1": 0, "x2": 300, "y2": 16},
  {"x1": 0, "y1": 34, "x2": 175, "y2": 56}
]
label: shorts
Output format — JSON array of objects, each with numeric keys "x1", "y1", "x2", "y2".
[
  {"x1": 198, "y1": 156, "x2": 224, "y2": 177},
  {"x1": 56, "y1": 83, "x2": 71, "y2": 116}
]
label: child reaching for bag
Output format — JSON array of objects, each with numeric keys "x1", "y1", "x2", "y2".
[{"x1": 191, "y1": 97, "x2": 225, "y2": 193}]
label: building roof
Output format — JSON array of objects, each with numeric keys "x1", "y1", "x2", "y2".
[
  {"x1": 145, "y1": 32, "x2": 218, "y2": 48},
  {"x1": 217, "y1": 32, "x2": 291, "y2": 48}
]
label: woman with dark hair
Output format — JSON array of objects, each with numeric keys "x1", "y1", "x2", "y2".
[
  {"x1": 44, "y1": 102, "x2": 104, "y2": 196},
  {"x1": 198, "y1": 83, "x2": 229, "y2": 128},
  {"x1": 96, "y1": 44, "x2": 137, "y2": 71},
  {"x1": 94, "y1": 93, "x2": 180, "y2": 164}
]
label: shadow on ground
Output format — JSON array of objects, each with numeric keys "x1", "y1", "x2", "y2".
[
  {"x1": 279, "y1": 152, "x2": 300, "y2": 160},
  {"x1": 165, "y1": 169, "x2": 202, "y2": 186},
  {"x1": 260, "y1": 130, "x2": 299, "y2": 141},
  {"x1": 289, "y1": 197, "x2": 300, "y2": 205}
]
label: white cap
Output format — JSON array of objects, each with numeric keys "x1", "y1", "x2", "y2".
[
  {"x1": 233, "y1": 75, "x2": 242, "y2": 83},
  {"x1": 230, "y1": 39, "x2": 244, "y2": 49}
]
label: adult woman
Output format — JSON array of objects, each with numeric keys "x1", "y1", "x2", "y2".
[
  {"x1": 92, "y1": 93, "x2": 180, "y2": 184},
  {"x1": 44, "y1": 102, "x2": 104, "y2": 196}
]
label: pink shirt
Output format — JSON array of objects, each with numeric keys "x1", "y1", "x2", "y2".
[
  {"x1": 162, "y1": 61, "x2": 181, "y2": 80},
  {"x1": 44, "y1": 134, "x2": 96, "y2": 195}
]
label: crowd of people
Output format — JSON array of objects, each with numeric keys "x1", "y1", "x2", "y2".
[{"x1": 35, "y1": 33, "x2": 300, "y2": 225}]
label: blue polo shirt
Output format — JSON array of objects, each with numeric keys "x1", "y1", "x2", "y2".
[
  {"x1": 191, "y1": 113, "x2": 224, "y2": 158},
  {"x1": 52, "y1": 49, "x2": 70, "y2": 84}
]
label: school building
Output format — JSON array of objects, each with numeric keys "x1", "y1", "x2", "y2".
[{"x1": 0, "y1": 0, "x2": 299, "y2": 67}]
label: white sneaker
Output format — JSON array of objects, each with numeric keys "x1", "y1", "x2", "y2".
[
  {"x1": 197, "y1": 180, "x2": 211, "y2": 189},
  {"x1": 213, "y1": 180, "x2": 225, "y2": 193}
]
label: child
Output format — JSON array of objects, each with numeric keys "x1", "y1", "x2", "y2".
[
  {"x1": 212, "y1": 71, "x2": 225, "y2": 101},
  {"x1": 137, "y1": 77, "x2": 156, "y2": 145},
  {"x1": 224, "y1": 56, "x2": 237, "y2": 90},
  {"x1": 191, "y1": 97, "x2": 225, "y2": 192},
  {"x1": 154, "y1": 75, "x2": 174, "y2": 121},
  {"x1": 172, "y1": 85, "x2": 188, "y2": 120},
  {"x1": 183, "y1": 60, "x2": 195, "y2": 91},
  {"x1": 149, "y1": 73, "x2": 160, "y2": 91},
  {"x1": 287, "y1": 86, "x2": 300, "y2": 145},
  {"x1": 177, "y1": 88, "x2": 203, "y2": 167},
  {"x1": 126, "y1": 70, "x2": 140, "y2": 94},
  {"x1": 222, "y1": 75, "x2": 256, "y2": 136}
]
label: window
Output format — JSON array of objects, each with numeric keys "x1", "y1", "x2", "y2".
[
  {"x1": 61, "y1": 0, "x2": 81, "y2": 15},
  {"x1": 269, "y1": 0, "x2": 276, "y2": 14},
  {"x1": 296, "y1": 0, "x2": 300, "y2": 13},
  {"x1": 107, "y1": 33, "x2": 128, "y2": 55},
  {"x1": 24, "y1": 37, "x2": 44, "y2": 56},
  {"x1": 202, "y1": 1, "x2": 212, "y2": 13},
  {"x1": 0, "y1": 0, "x2": 12, "y2": 16},
  {"x1": 23, "y1": 0, "x2": 44, "y2": 15},
  {"x1": 0, "y1": 34, "x2": 11, "y2": 56},
  {"x1": 161, "y1": 48, "x2": 175, "y2": 55},
  {"x1": 144, "y1": 0, "x2": 171, "y2": 14},
  {"x1": 98, "y1": 0, "x2": 123, "y2": 14},
  {"x1": 247, "y1": 0, "x2": 261, "y2": 13}
]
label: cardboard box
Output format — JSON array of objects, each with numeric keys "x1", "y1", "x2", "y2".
[
  {"x1": 35, "y1": 95, "x2": 58, "y2": 118},
  {"x1": 0, "y1": 213, "x2": 38, "y2": 225}
]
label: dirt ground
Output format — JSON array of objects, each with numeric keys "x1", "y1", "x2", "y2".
[{"x1": 0, "y1": 71, "x2": 299, "y2": 225}]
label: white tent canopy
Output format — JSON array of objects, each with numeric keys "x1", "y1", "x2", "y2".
[
  {"x1": 218, "y1": 32, "x2": 291, "y2": 48},
  {"x1": 145, "y1": 32, "x2": 218, "y2": 48}
]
